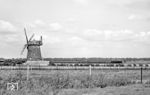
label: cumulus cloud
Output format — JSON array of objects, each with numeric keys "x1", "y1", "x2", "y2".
[
  {"x1": 82, "y1": 29, "x2": 104, "y2": 41},
  {"x1": 80, "y1": 28, "x2": 150, "y2": 45},
  {"x1": 128, "y1": 14, "x2": 142, "y2": 20},
  {"x1": 67, "y1": 18, "x2": 76, "y2": 22},
  {"x1": 68, "y1": 36, "x2": 87, "y2": 47},
  {"x1": 106, "y1": 0, "x2": 133, "y2": 5},
  {"x1": 49, "y1": 22, "x2": 63, "y2": 31},
  {"x1": 34, "y1": 20, "x2": 46, "y2": 26},
  {"x1": 134, "y1": 31, "x2": 150, "y2": 43},
  {"x1": 43, "y1": 35, "x2": 62, "y2": 44},
  {"x1": 26, "y1": 20, "x2": 63, "y2": 31},
  {"x1": 0, "y1": 20, "x2": 17, "y2": 32},
  {"x1": 128, "y1": 14, "x2": 150, "y2": 21},
  {"x1": 22, "y1": 21, "x2": 65, "y2": 46},
  {"x1": 127, "y1": 0, "x2": 150, "y2": 11},
  {"x1": 0, "y1": 20, "x2": 20, "y2": 45},
  {"x1": 81, "y1": 29, "x2": 136, "y2": 42},
  {"x1": 73, "y1": 0, "x2": 89, "y2": 6},
  {"x1": 22, "y1": 19, "x2": 150, "y2": 46},
  {"x1": 26, "y1": 20, "x2": 47, "y2": 28}
]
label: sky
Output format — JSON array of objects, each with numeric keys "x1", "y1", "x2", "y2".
[{"x1": 0, "y1": 0, "x2": 150, "y2": 58}]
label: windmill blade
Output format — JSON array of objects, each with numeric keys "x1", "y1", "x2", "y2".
[
  {"x1": 21, "y1": 44, "x2": 27, "y2": 55},
  {"x1": 29, "y1": 34, "x2": 34, "y2": 41},
  {"x1": 40, "y1": 36, "x2": 43, "y2": 44},
  {"x1": 24, "y1": 28, "x2": 28, "y2": 44},
  {"x1": 40, "y1": 36, "x2": 42, "y2": 41}
]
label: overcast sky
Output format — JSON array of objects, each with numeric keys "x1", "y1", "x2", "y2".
[{"x1": 0, "y1": 0, "x2": 150, "y2": 58}]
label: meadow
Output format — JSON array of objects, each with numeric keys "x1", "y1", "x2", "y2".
[{"x1": 0, "y1": 68, "x2": 150, "y2": 95}]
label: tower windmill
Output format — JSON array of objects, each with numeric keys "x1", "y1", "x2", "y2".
[{"x1": 21, "y1": 28, "x2": 43, "y2": 61}]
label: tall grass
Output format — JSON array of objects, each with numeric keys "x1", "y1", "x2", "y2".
[
  {"x1": 0, "y1": 71, "x2": 135, "y2": 95},
  {"x1": 1, "y1": 69, "x2": 150, "y2": 95}
]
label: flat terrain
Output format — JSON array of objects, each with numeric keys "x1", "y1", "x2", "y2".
[
  {"x1": 59, "y1": 84, "x2": 150, "y2": 95},
  {"x1": 2, "y1": 84, "x2": 150, "y2": 95},
  {"x1": 0, "y1": 68, "x2": 150, "y2": 95},
  {"x1": 1, "y1": 69, "x2": 150, "y2": 82}
]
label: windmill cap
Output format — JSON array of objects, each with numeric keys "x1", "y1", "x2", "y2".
[{"x1": 28, "y1": 40, "x2": 42, "y2": 46}]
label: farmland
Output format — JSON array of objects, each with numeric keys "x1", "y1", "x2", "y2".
[
  {"x1": 0, "y1": 58, "x2": 150, "y2": 95},
  {"x1": 0, "y1": 68, "x2": 150, "y2": 95}
]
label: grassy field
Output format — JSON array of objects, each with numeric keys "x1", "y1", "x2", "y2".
[
  {"x1": 57, "y1": 84, "x2": 150, "y2": 95},
  {"x1": 0, "y1": 69, "x2": 150, "y2": 95}
]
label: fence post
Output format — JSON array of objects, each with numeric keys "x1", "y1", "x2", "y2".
[
  {"x1": 27, "y1": 65, "x2": 29, "y2": 81},
  {"x1": 89, "y1": 65, "x2": 92, "y2": 88},
  {"x1": 140, "y1": 66, "x2": 143, "y2": 84},
  {"x1": 89, "y1": 65, "x2": 91, "y2": 76}
]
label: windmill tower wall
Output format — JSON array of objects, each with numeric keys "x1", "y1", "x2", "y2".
[
  {"x1": 25, "y1": 41, "x2": 49, "y2": 66},
  {"x1": 27, "y1": 45, "x2": 42, "y2": 61}
]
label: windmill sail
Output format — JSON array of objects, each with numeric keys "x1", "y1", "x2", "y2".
[
  {"x1": 40, "y1": 36, "x2": 42, "y2": 41},
  {"x1": 24, "y1": 28, "x2": 28, "y2": 44},
  {"x1": 29, "y1": 34, "x2": 34, "y2": 41},
  {"x1": 21, "y1": 44, "x2": 27, "y2": 55}
]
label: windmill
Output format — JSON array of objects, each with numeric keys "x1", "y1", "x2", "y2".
[{"x1": 21, "y1": 28, "x2": 43, "y2": 61}]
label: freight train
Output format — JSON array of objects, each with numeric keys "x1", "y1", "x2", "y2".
[
  {"x1": 49, "y1": 60, "x2": 150, "y2": 67},
  {"x1": 49, "y1": 60, "x2": 123, "y2": 67}
]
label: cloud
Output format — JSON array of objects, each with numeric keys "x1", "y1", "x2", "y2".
[
  {"x1": 80, "y1": 29, "x2": 150, "y2": 43},
  {"x1": 25, "y1": 20, "x2": 47, "y2": 28},
  {"x1": 106, "y1": 0, "x2": 150, "y2": 10},
  {"x1": 22, "y1": 21, "x2": 65, "y2": 45},
  {"x1": 106, "y1": 0, "x2": 133, "y2": 5},
  {"x1": 128, "y1": 14, "x2": 142, "y2": 20},
  {"x1": 73, "y1": 0, "x2": 89, "y2": 6},
  {"x1": 128, "y1": 14, "x2": 150, "y2": 21},
  {"x1": 0, "y1": 20, "x2": 20, "y2": 45},
  {"x1": 82, "y1": 29, "x2": 129, "y2": 41},
  {"x1": 0, "y1": 20, "x2": 17, "y2": 32},
  {"x1": 82, "y1": 29, "x2": 104, "y2": 41},
  {"x1": 67, "y1": 18, "x2": 76, "y2": 22},
  {"x1": 126, "y1": 0, "x2": 150, "y2": 11},
  {"x1": 134, "y1": 31, "x2": 150, "y2": 42},
  {"x1": 68, "y1": 36, "x2": 87, "y2": 47},
  {"x1": 34, "y1": 20, "x2": 46, "y2": 26},
  {"x1": 49, "y1": 22, "x2": 63, "y2": 31},
  {"x1": 26, "y1": 21, "x2": 63, "y2": 31},
  {"x1": 43, "y1": 35, "x2": 62, "y2": 44}
]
